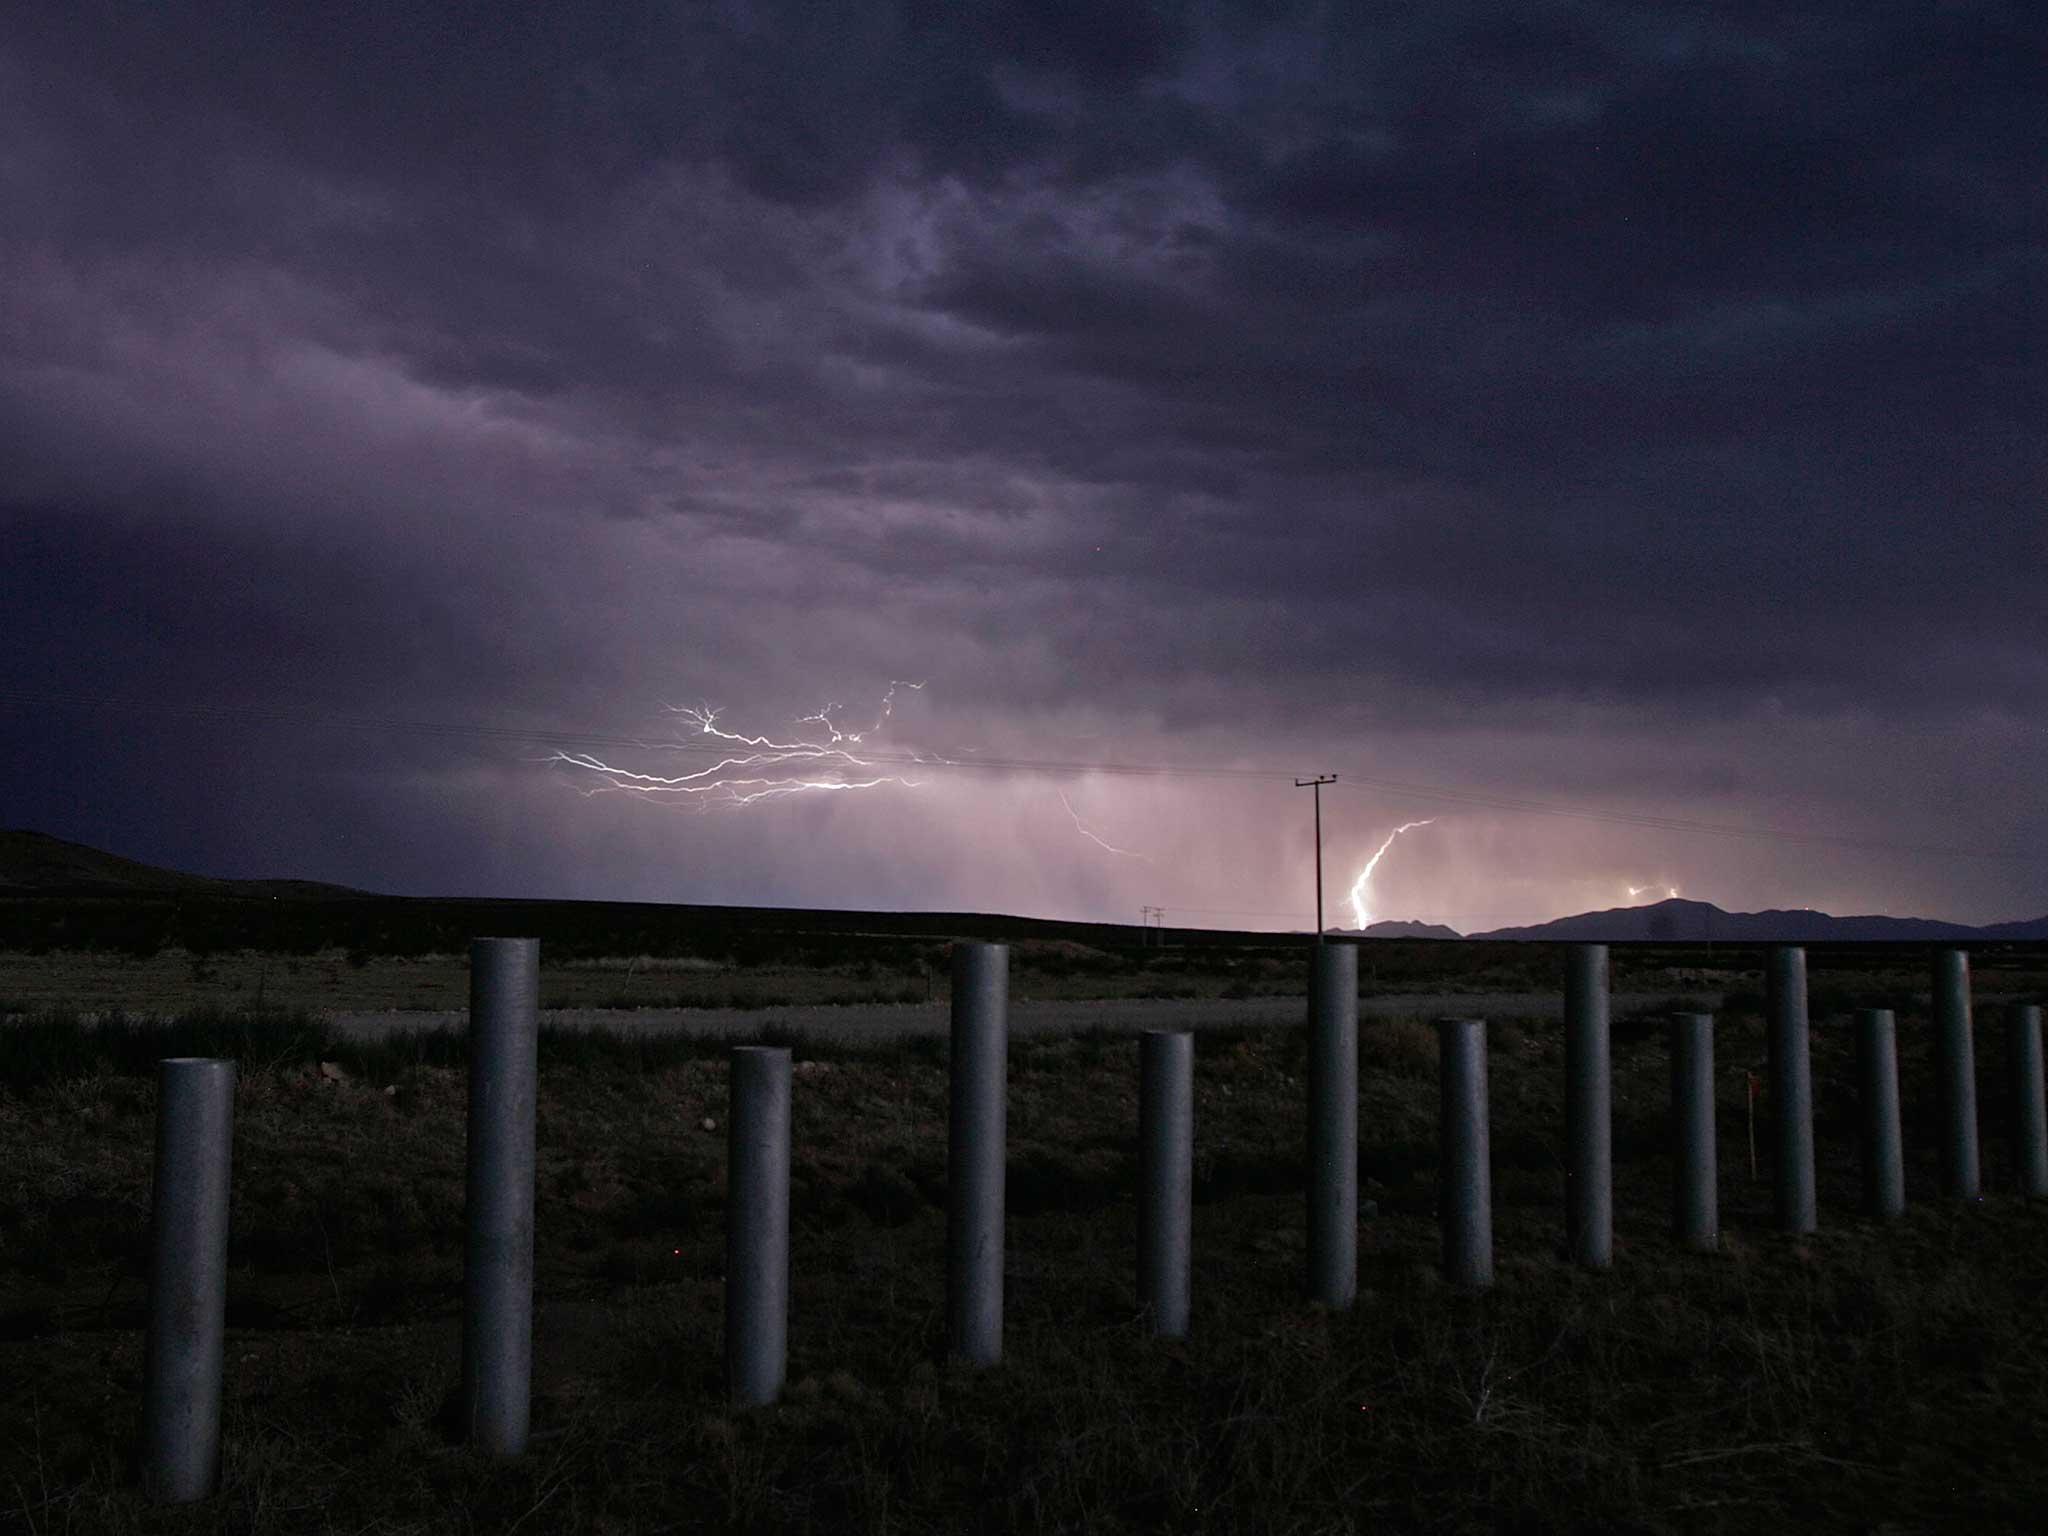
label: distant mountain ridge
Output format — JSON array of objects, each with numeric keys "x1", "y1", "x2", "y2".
[
  {"x1": 1358, "y1": 920, "x2": 1464, "y2": 940},
  {"x1": 0, "y1": 829, "x2": 369, "y2": 899},
  {"x1": 1466, "y1": 896, "x2": 2048, "y2": 943}
]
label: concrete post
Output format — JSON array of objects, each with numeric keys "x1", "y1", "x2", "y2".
[
  {"x1": 1564, "y1": 944, "x2": 1613, "y2": 1270},
  {"x1": 726, "y1": 1046, "x2": 791, "y2": 1407},
  {"x1": 462, "y1": 937, "x2": 539, "y2": 1457},
  {"x1": 1766, "y1": 946, "x2": 1817, "y2": 1233},
  {"x1": 1669, "y1": 1015, "x2": 1717, "y2": 1253},
  {"x1": 1137, "y1": 1031, "x2": 1193, "y2": 1339},
  {"x1": 1437, "y1": 1019, "x2": 1492, "y2": 1289},
  {"x1": 947, "y1": 942, "x2": 1007, "y2": 1367},
  {"x1": 141, "y1": 1058, "x2": 236, "y2": 1503},
  {"x1": 1933, "y1": 949, "x2": 1980, "y2": 1199},
  {"x1": 1854, "y1": 1009, "x2": 1906, "y2": 1220},
  {"x1": 1306, "y1": 943, "x2": 1358, "y2": 1308},
  {"x1": 2009, "y1": 1004, "x2": 2047, "y2": 1198}
]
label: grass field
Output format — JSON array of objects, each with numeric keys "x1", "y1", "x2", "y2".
[
  {"x1": 5, "y1": 933, "x2": 2043, "y2": 1021},
  {"x1": 4, "y1": 951, "x2": 2047, "y2": 1535},
  {"x1": 0, "y1": 936, "x2": 1566, "y2": 1016}
]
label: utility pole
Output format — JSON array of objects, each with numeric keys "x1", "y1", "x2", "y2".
[
  {"x1": 1140, "y1": 906, "x2": 1165, "y2": 947},
  {"x1": 1295, "y1": 775, "x2": 1337, "y2": 942}
]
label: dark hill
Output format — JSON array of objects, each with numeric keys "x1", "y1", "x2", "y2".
[
  {"x1": 1979, "y1": 916, "x2": 2048, "y2": 941},
  {"x1": 1360, "y1": 920, "x2": 1464, "y2": 939},
  {"x1": 0, "y1": 829, "x2": 370, "y2": 899}
]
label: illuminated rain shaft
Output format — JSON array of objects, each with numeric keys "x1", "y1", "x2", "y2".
[
  {"x1": 547, "y1": 682, "x2": 930, "y2": 809},
  {"x1": 1346, "y1": 820, "x2": 1438, "y2": 930}
]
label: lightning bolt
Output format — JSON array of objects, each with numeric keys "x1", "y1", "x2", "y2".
[
  {"x1": 547, "y1": 682, "x2": 930, "y2": 808},
  {"x1": 1626, "y1": 883, "x2": 1681, "y2": 901},
  {"x1": 1347, "y1": 819, "x2": 1438, "y2": 930},
  {"x1": 1057, "y1": 789, "x2": 1152, "y2": 860},
  {"x1": 794, "y1": 679, "x2": 923, "y2": 745}
]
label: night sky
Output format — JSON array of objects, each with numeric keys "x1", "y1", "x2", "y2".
[{"x1": 3, "y1": 3, "x2": 2042, "y2": 932}]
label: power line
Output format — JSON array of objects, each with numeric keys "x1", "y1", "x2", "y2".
[
  {"x1": 0, "y1": 686, "x2": 2035, "y2": 865},
  {"x1": 1166, "y1": 905, "x2": 1316, "y2": 918}
]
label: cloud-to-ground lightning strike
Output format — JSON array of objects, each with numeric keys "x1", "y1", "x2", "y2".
[
  {"x1": 1057, "y1": 789, "x2": 1152, "y2": 860},
  {"x1": 547, "y1": 683, "x2": 929, "y2": 808},
  {"x1": 1347, "y1": 820, "x2": 1438, "y2": 930}
]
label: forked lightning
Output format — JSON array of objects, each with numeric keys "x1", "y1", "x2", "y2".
[{"x1": 548, "y1": 682, "x2": 928, "y2": 808}]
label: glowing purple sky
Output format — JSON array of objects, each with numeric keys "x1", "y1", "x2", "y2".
[{"x1": 3, "y1": 4, "x2": 2042, "y2": 930}]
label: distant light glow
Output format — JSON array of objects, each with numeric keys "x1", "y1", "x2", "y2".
[
  {"x1": 1347, "y1": 820, "x2": 1437, "y2": 930},
  {"x1": 1626, "y1": 883, "x2": 1681, "y2": 901}
]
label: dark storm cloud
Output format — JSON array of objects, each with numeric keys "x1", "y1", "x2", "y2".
[{"x1": 2, "y1": 2, "x2": 2041, "y2": 920}]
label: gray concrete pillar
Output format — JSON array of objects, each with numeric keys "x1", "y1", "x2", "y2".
[
  {"x1": 1855, "y1": 1009, "x2": 1906, "y2": 1220},
  {"x1": 1933, "y1": 949, "x2": 1980, "y2": 1199},
  {"x1": 1306, "y1": 943, "x2": 1358, "y2": 1309},
  {"x1": 1137, "y1": 1030, "x2": 1193, "y2": 1339},
  {"x1": 726, "y1": 1046, "x2": 791, "y2": 1407},
  {"x1": 947, "y1": 942, "x2": 1007, "y2": 1366},
  {"x1": 1766, "y1": 946, "x2": 1816, "y2": 1233},
  {"x1": 1437, "y1": 1019, "x2": 1493, "y2": 1289},
  {"x1": 462, "y1": 937, "x2": 539, "y2": 1456},
  {"x1": 2009, "y1": 1004, "x2": 2047, "y2": 1198},
  {"x1": 1564, "y1": 944, "x2": 1612, "y2": 1269},
  {"x1": 1669, "y1": 1015, "x2": 1717, "y2": 1253},
  {"x1": 141, "y1": 1058, "x2": 236, "y2": 1503}
]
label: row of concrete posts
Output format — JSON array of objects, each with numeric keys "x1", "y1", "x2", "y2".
[
  {"x1": 1755, "y1": 946, "x2": 2048, "y2": 1233},
  {"x1": 1556, "y1": 945, "x2": 2048, "y2": 1264},
  {"x1": 135, "y1": 939, "x2": 2047, "y2": 1500}
]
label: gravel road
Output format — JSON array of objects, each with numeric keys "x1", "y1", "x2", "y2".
[{"x1": 322, "y1": 990, "x2": 1724, "y2": 1045}]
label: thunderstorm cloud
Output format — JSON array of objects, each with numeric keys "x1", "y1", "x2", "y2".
[{"x1": 2, "y1": 3, "x2": 2041, "y2": 928}]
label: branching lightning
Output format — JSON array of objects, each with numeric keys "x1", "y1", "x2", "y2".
[
  {"x1": 1057, "y1": 789, "x2": 1152, "y2": 860},
  {"x1": 547, "y1": 681, "x2": 931, "y2": 809},
  {"x1": 791, "y1": 680, "x2": 922, "y2": 745},
  {"x1": 1347, "y1": 819, "x2": 1438, "y2": 930}
]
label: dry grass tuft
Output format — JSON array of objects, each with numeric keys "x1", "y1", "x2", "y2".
[{"x1": 1358, "y1": 1015, "x2": 1439, "y2": 1077}]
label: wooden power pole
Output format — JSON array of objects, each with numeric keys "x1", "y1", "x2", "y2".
[{"x1": 1295, "y1": 775, "x2": 1337, "y2": 942}]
